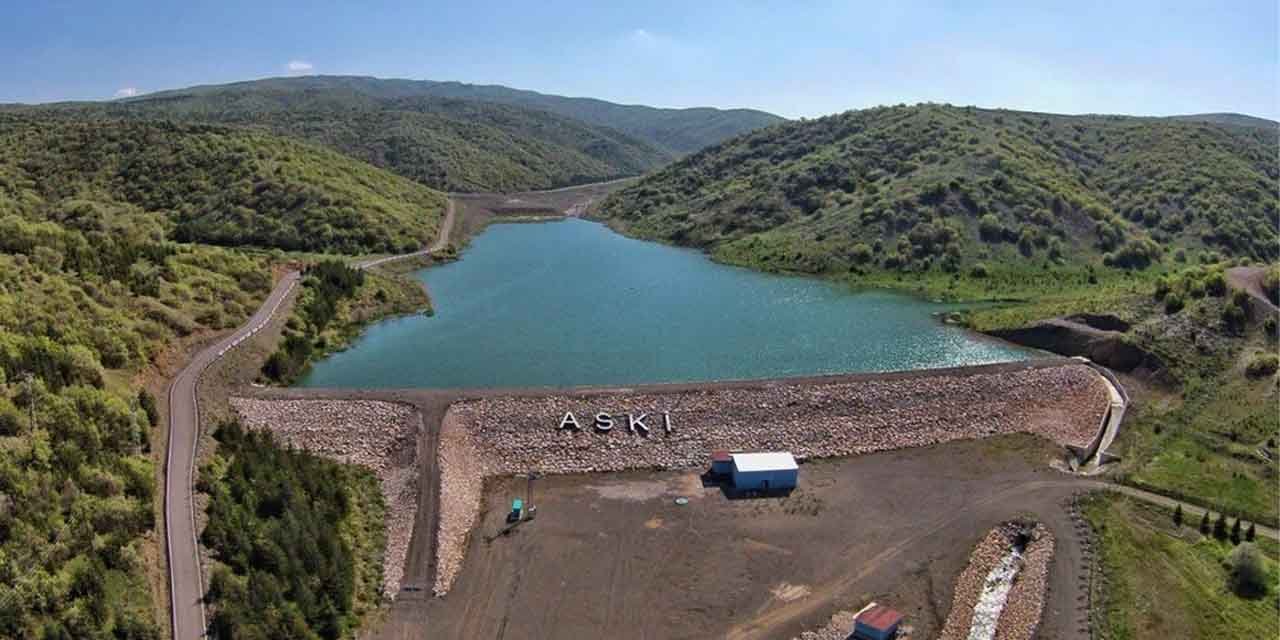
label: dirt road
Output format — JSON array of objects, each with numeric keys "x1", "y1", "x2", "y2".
[
  {"x1": 164, "y1": 201, "x2": 455, "y2": 639},
  {"x1": 360, "y1": 199, "x2": 456, "y2": 269},
  {"x1": 1226, "y1": 266, "x2": 1279, "y2": 314}
]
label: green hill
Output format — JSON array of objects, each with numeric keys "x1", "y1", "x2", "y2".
[
  {"x1": 0, "y1": 114, "x2": 446, "y2": 253},
  {"x1": 597, "y1": 103, "x2": 1278, "y2": 278},
  {"x1": 125, "y1": 75, "x2": 786, "y2": 155},
  {"x1": 0, "y1": 113, "x2": 447, "y2": 637},
  {"x1": 402, "y1": 78, "x2": 787, "y2": 154},
  {"x1": 74, "y1": 84, "x2": 673, "y2": 192}
]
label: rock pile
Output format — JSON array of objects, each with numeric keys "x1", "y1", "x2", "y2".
[
  {"x1": 230, "y1": 397, "x2": 420, "y2": 599},
  {"x1": 939, "y1": 522, "x2": 1054, "y2": 640},
  {"x1": 432, "y1": 364, "x2": 1104, "y2": 594}
]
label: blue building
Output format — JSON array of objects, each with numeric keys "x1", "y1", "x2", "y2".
[{"x1": 730, "y1": 452, "x2": 798, "y2": 491}]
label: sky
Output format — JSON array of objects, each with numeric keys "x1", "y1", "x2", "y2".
[{"x1": 3, "y1": 1, "x2": 1277, "y2": 120}]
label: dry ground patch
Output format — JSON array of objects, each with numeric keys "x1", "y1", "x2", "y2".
[{"x1": 415, "y1": 435, "x2": 1089, "y2": 640}]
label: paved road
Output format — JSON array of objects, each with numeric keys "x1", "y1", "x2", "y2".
[
  {"x1": 164, "y1": 199, "x2": 455, "y2": 639},
  {"x1": 164, "y1": 270, "x2": 300, "y2": 640}
]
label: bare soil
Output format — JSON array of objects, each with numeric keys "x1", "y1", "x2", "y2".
[
  {"x1": 449, "y1": 179, "x2": 636, "y2": 245},
  {"x1": 398, "y1": 435, "x2": 1089, "y2": 640}
]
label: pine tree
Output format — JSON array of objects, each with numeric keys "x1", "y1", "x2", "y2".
[
  {"x1": 1173, "y1": 504, "x2": 1183, "y2": 527},
  {"x1": 1199, "y1": 511, "x2": 1211, "y2": 534},
  {"x1": 1246, "y1": 522, "x2": 1256, "y2": 542},
  {"x1": 1214, "y1": 512, "x2": 1229, "y2": 540},
  {"x1": 1230, "y1": 518, "x2": 1243, "y2": 545}
]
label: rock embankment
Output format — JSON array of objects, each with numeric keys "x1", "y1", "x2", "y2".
[
  {"x1": 939, "y1": 522, "x2": 1055, "y2": 640},
  {"x1": 230, "y1": 398, "x2": 420, "y2": 599},
  {"x1": 433, "y1": 364, "x2": 1105, "y2": 594}
]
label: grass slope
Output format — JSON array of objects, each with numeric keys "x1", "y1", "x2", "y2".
[{"x1": 1084, "y1": 494, "x2": 1277, "y2": 640}]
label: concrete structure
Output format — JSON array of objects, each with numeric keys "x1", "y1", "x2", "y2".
[
  {"x1": 851, "y1": 604, "x2": 903, "y2": 640},
  {"x1": 730, "y1": 451, "x2": 798, "y2": 491}
]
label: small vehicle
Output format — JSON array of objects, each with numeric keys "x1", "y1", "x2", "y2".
[{"x1": 507, "y1": 498, "x2": 524, "y2": 523}]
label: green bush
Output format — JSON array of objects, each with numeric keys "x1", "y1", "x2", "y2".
[
  {"x1": 1164, "y1": 291, "x2": 1186, "y2": 314},
  {"x1": 1227, "y1": 543, "x2": 1268, "y2": 598},
  {"x1": 1245, "y1": 352, "x2": 1278, "y2": 378}
]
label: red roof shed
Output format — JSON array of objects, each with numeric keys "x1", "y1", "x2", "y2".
[{"x1": 852, "y1": 604, "x2": 902, "y2": 640}]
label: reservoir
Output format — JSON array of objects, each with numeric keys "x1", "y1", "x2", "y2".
[{"x1": 297, "y1": 218, "x2": 1029, "y2": 388}]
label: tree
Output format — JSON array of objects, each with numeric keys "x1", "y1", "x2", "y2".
[
  {"x1": 1172, "y1": 504, "x2": 1183, "y2": 527},
  {"x1": 1228, "y1": 543, "x2": 1268, "y2": 598},
  {"x1": 1199, "y1": 511, "x2": 1211, "y2": 534},
  {"x1": 1213, "y1": 512, "x2": 1228, "y2": 540},
  {"x1": 1230, "y1": 518, "x2": 1242, "y2": 545},
  {"x1": 1246, "y1": 522, "x2": 1256, "y2": 542}
]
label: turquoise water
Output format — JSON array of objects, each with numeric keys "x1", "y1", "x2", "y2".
[{"x1": 297, "y1": 219, "x2": 1029, "y2": 388}]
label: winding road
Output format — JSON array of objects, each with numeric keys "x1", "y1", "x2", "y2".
[
  {"x1": 162, "y1": 193, "x2": 1270, "y2": 638},
  {"x1": 163, "y1": 199, "x2": 454, "y2": 639}
]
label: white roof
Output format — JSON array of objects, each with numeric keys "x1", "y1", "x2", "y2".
[{"x1": 731, "y1": 451, "x2": 798, "y2": 473}]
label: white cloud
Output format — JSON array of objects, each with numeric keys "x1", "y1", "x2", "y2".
[
  {"x1": 286, "y1": 60, "x2": 314, "y2": 73},
  {"x1": 113, "y1": 87, "x2": 139, "y2": 99}
]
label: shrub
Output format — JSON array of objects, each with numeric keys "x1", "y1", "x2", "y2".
[
  {"x1": 1164, "y1": 291, "x2": 1185, "y2": 314},
  {"x1": 1204, "y1": 271, "x2": 1228, "y2": 297},
  {"x1": 1227, "y1": 543, "x2": 1268, "y2": 598},
  {"x1": 1245, "y1": 352, "x2": 1278, "y2": 378},
  {"x1": 849, "y1": 243, "x2": 873, "y2": 264},
  {"x1": 970, "y1": 262, "x2": 990, "y2": 278},
  {"x1": 978, "y1": 214, "x2": 1003, "y2": 242},
  {"x1": 1264, "y1": 266, "x2": 1280, "y2": 305}
]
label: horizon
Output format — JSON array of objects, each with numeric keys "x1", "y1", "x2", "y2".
[
  {"x1": 3, "y1": 1, "x2": 1276, "y2": 120},
  {"x1": 9, "y1": 71, "x2": 1279, "y2": 124}
]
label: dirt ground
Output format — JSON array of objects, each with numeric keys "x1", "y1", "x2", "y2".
[
  {"x1": 449, "y1": 179, "x2": 636, "y2": 243},
  {"x1": 373, "y1": 434, "x2": 1091, "y2": 640}
]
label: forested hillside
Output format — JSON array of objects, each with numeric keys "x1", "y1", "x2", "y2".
[
  {"x1": 29, "y1": 86, "x2": 670, "y2": 192},
  {"x1": 0, "y1": 114, "x2": 442, "y2": 637},
  {"x1": 598, "y1": 104, "x2": 1278, "y2": 278},
  {"x1": 1, "y1": 115, "x2": 445, "y2": 253},
  {"x1": 0, "y1": 176, "x2": 274, "y2": 637},
  {"x1": 114, "y1": 75, "x2": 785, "y2": 156},
  {"x1": 404, "y1": 79, "x2": 786, "y2": 154}
]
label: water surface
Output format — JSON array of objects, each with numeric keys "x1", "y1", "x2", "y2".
[{"x1": 298, "y1": 219, "x2": 1028, "y2": 388}]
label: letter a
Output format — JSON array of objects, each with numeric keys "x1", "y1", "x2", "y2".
[{"x1": 559, "y1": 412, "x2": 582, "y2": 431}]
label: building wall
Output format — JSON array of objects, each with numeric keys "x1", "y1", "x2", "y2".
[{"x1": 731, "y1": 468, "x2": 797, "y2": 491}]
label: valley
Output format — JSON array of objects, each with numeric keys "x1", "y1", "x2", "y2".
[{"x1": 0, "y1": 62, "x2": 1274, "y2": 640}]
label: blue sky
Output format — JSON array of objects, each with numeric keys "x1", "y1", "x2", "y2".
[{"x1": 4, "y1": 1, "x2": 1276, "y2": 119}]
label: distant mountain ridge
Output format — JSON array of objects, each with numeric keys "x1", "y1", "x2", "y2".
[
  {"x1": 1166, "y1": 112, "x2": 1278, "y2": 130},
  {"x1": 131, "y1": 75, "x2": 788, "y2": 155}
]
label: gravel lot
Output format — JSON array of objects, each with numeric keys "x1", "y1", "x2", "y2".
[
  {"x1": 230, "y1": 398, "x2": 421, "y2": 599},
  {"x1": 433, "y1": 364, "x2": 1105, "y2": 594}
]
